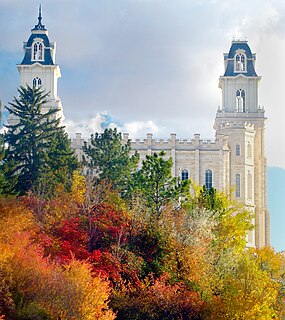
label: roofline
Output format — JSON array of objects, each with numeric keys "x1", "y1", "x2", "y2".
[
  {"x1": 17, "y1": 63, "x2": 59, "y2": 68},
  {"x1": 219, "y1": 75, "x2": 261, "y2": 80}
]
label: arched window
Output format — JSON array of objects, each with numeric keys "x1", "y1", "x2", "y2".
[
  {"x1": 236, "y1": 89, "x2": 245, "y2": 112},
  {"x1": 205, "y1": 169, "x2": 213, "y2": 190},
  {"x1": 248, "y1": 171, "x2": 253, "y2": 200},
  {"x1": 32, "y1": 41, "x2": 44, "y2": 61},
  {"x1": 236, "y1": 144, "x2": 241, "y2": 156},
  {"x1": 247, "y1": 142, "x2": 252, "y2": 159},
  {"x1": 181, "y1": 169, "x2": 189, "y2": 181},
  {"x1": 236, "y1": 173, "x2": 241, "y2": 197},
  {"x1": 235, "y1": 53, "x2": 246, "y2": 72},
  {"x1": 33, "y1": 77, "x2": 42, "y2": 88}
]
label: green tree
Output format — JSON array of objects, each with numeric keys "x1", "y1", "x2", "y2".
[
  {"x1": 83, "y1": 128, "x2": 139, "y2": 194},
  {"x1": 3, "y1": 85, "x2": 77, "y2": 196},
  {"x1": 129, "y1": 151, "x2": 190, "y2": 215},
  {"x1": 0, "y1": 101, "x2": 6, "y2": 194}
]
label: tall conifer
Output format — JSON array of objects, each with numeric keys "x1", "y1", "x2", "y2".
[{"x1": 4, "y1": 85, "x2": 77, "y2": 196}]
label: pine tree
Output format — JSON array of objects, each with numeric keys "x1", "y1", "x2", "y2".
[
  {"x1": 129, "y1": 151, "x2": 190, "y2": 215},
  {"x1": 83, "y1": 128, "x2": 139, "y2": 194},
  {"x1": 0, "y1": 101, "x2": 5, "y2": 194},
  {"x1": 3, "y1": 85, "x2": 77, "y2": 196}
]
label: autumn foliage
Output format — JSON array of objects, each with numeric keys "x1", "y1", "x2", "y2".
[{"x1": 0, "y1": 172, "x2": 284, "y2": 319}]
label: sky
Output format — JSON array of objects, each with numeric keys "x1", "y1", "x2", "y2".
[{"x1": 0, "y1": 0, "x2": 284, "y2": 249}]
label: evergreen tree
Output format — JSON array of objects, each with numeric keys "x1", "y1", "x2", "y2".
[
  {"x1": 3, "y1": 85, "x2": 77, "y2": 196},
  {"x1": 83, "y1": 128, "x2": 139, "y2": 194},
  {"x1": 0, "y1": 101, "x2": 5, "y2": 194},
  {"x1": 129, "y1": 151, "x2": 190, "y2": 215}
]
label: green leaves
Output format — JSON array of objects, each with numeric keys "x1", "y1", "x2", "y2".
[
  {"x1": 83, "y1": 128, "x2": 139, "y2": 194},
  {"x1": 3, "y1": 85, "x2": 77, "y2": 196},
  {"x1": 129, "y1": 151, "x2": 190, "y2": 215}
]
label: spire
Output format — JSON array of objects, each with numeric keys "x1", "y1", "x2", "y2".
[{"x1": 32, "y1": 5, "x2": 46, "y2": 31}]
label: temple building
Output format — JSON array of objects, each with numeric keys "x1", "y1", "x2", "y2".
[{"x1": 15, "y1": 10, "x2": 270, "y2": 248}]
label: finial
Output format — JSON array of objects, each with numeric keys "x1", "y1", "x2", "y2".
[
  {"x1": 32, "y1": 4, "x2": 46, "y2": 31},
  {"x1": 38, "y1": 5, "x2": 42, "y2": 24}
]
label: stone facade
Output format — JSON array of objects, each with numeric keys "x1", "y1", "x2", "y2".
[
  {"x1": 15, "y1": 12, "x2": 269, "y2": 249},
  {"x1": 118, "y1": 40, "x2": 270, "y2": 249}
]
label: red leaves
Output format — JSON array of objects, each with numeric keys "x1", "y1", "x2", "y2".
[
  {"x1": 88, "y1": 203, "x2": 130, "y2": 251},
  {"x1": 113, "y1": 273, "x2": 205, "y2": 319}
]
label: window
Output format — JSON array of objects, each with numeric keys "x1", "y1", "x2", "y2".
[
  {"x1": 236, "y1": 89, "x2": 245, "y2": 112},
  {"x1": 235, "y1": 53, "x2": 246, "y2": 72},
  {"x1": 248, "y1": 171, "x2": 253, "y2": 200},
  {"x1": 181, "y1": 169, "x2": 189, "y2": 181},
  {"x1": 32, "y1": 41, "x2": 44, "y2": 61},
  {"x1": 236, "y1": 173, "x2": 241, "y2": 197},
  {"x1": 247, "y1": 142, "x2": 252, "y2": 159},
  {"x1": 236, "y1": 144, "x2": 241, "y2": 156},
  {"x1": 33, "y1": 77, "x2": 42, "y2": 88},
  {"x1": 205, "y1": 169, "x2": 213, "y2": 190}
]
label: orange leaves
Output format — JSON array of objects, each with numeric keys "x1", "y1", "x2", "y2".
[
  {"x1": 0, "y1": 178, "x2": 284, "y2": 319},
  {"x1": 113, "y1": 273, "x2": 204, "y2": 319},
  {"x1": 40, "y1": 259, "x2": 116, "y2": 320},
  {"x1": 0, "y1": 198, "x2": 115, "y2": 319}
]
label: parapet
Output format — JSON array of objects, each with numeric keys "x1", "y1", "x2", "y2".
[{"x1": 128, "y1": 133, "x2": 228, "y2": 151}]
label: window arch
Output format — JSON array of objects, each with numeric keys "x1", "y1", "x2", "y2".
[
  {"x1": 236, "y1": 173, "x2": 241, "y2": 197},
  {"x1": 248, "y1": 171, "x2": 253, "y2": 200},
  {"x1": 205, "y1": 169, "x2": 213, "y2": 190},
  {"x1": 235, "y1": 53, "x2": 246, "y2": 72},
  {"x1": 181, "y1": 169, "x2": 189, "y2": 181},
  {"x1": 236, "y1": 89, "x2": 245, "y2": 112},
  {"x1": 33, "y1": 77, "x2": 42, "y2": 88},
  {"x1": 236, "y1": 144, "x2": 241, "y2": 156},
  {"x1": 32, "y1": 41, "x2": 44, "y2": 61}
]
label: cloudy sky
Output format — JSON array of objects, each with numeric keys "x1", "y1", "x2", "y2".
[
  {"x1": 0, "y1": 0, "x2": 285, "y2": 250},
  {"x1": 0, "y1": 0, "x2": 285, "y2": 168}
]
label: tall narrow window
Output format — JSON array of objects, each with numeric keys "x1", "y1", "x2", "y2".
[
  {"x1": 236, "y1": 173, "x2": 241, "y2": 197},
  {"x1": 235, "y1": 53, "x2": 246, "y2": 72},
  {"x1": 236, "y1": 89, "x2": 245, "y2": 112},
  {"x1": 247, "y1": 142, "x2": 252, "y2": 159},
  {"x1": 248, "y1": 172, "x2": 253, "y2": 200},
  {"x1": 33, "y1": 77, "x2": 42, "y2": 88},
  {"x1": 181, "y1": 169, "x2": 189, "y2": 181},
  {"x1": 33, "y1": 41, "x2": 44, "y2": 61},
  {"x1": 236, "y1": 144, "x2": 241, "y2": 156},
  {"x1": 205, "y1": 169, "x2": 213, "y2": 190}
]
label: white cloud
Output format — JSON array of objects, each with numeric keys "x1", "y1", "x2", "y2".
[
  {"x1": 65, "y1": 113, "x2": 163, "y2": 141},
  {"x1": 1, "y1": 0, "x2": 285, "y2": 168},
  {"x1": 64, "y1": 113, "x2": 106, "y2": 138}
]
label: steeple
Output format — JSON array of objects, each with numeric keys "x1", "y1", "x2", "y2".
[
  {"x1": 32, "y1": 5, "x2": 46, "y2": 31},
  {"x1": 217, "y1": 40, "x2": 262, "y2": 115},
  {"x1": 214, "y1": 40, "x2": 270, "y2": 248},
  {"x1": 15, "y1": 7, "x2": 64, "y2": 121}
]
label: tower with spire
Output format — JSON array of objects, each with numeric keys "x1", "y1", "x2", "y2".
[
  {"x1": 214, "y1": 40, "x2": 270, "y2": 248},
  {"x1": 14, "y1": 6, "x2": 63, "y2": 120}
]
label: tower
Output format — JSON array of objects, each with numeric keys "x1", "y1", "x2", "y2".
[
  {"x1": 214, "y1": 40, "x2": 270, "y2": 248},
  {"x1": 15, "y1": 6, "x2": 63, "y2": 119}
]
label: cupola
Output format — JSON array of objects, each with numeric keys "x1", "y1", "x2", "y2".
[{"x1": 20, "y1": 6, "x2": 56, "y2": 66}]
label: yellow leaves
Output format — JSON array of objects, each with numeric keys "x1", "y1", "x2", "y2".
[
  {"x1": 213, "y1": 252, "x2": 279, "y2": 320},
  {"x1": 71, "y1": 170, "x2": 86, "y2": 205},
  {"x1": 252, "y1": 246, "x2": 285, "y2": 278},
  {"x1": 0, "y1": 198, "x2": 35, "y2": 240},
  {"x1": 40, "y1": 259, "x2": 116, "y2": 320},
  {"x1": 0, "y1": 198, "x2": 115, "y2": 320}
]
